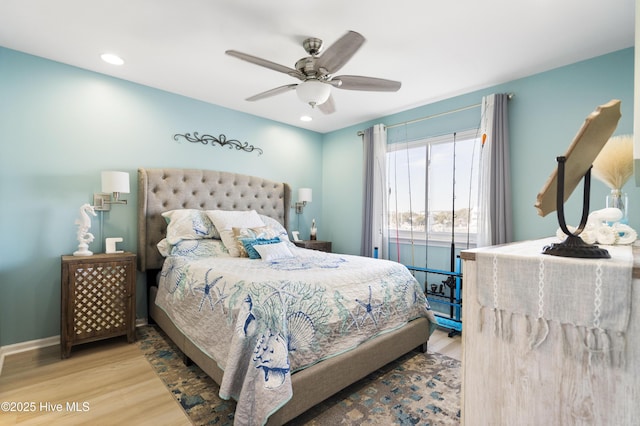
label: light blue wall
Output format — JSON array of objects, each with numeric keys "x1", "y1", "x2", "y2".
[
  {"x1": 1, "y1": 47, "x2": 635, "y2": 347},
  {"x1": 323, "y1": 48, "x2": 636, "y2": 266},
  {"x1": 0, "y1": 47, "x2": 323, "y2": 346}
]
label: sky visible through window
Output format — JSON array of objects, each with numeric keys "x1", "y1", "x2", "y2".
[{"x1": 387, "y1": 131, "x2": 481, "y2": 237}]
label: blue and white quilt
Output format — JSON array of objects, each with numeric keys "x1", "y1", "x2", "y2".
[{"x1": 155, "y1": 244, "x2": 436, "y2": 425}]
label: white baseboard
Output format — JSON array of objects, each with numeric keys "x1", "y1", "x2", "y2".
[
  {"x1": 0, "y1": 318, "x2": 149, "y2": 377},
  {"x1": 0, "y1": 335, "x2": 60, "y2": 377}
]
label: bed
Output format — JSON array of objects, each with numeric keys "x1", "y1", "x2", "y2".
[{"x1": 137, "y1": 167, "x2": 437, "y2": 425}]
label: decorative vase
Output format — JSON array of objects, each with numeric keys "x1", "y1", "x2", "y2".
[
  {"x1": 606, "y1": 189, "x2": 628, "y2": 224},
  {"x1": 310, "y1": 219, "x2": 317, "y2": 240}
]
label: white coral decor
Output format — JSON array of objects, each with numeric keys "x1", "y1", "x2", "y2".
[{"x1": 556, "y1": 208, "x2": 637, "y2": 245}]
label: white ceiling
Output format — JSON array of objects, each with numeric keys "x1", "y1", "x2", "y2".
[{"x1": 0, "y1": 0, "x2": 634, "y2": 133}]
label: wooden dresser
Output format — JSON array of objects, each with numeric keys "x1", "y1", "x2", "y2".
[
  {"x1": 61, "y1": 252, "x2": 136, "y2": 358},
  {"x1": 460, "y1": 239, "x2": 640, "y2": 425}
]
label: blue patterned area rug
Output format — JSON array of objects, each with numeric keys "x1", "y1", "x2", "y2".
[{"x1": 137, "y1": 325, "x2": 461, "y2": 425}]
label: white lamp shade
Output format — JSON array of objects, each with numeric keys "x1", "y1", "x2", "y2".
[
  {"x1": 102, "y1": 171, "x2": 130, "y2": 194},
  {"x1": 298, "y1": 188, "x2": 312, "y2": 203},
  {"x1": 296, "y1": 80, "x2": 331, "y2": 106}
]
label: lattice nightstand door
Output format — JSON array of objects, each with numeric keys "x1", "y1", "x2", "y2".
[{"x1": 61, "y1": 252, "x2": 136, "y2": 358}]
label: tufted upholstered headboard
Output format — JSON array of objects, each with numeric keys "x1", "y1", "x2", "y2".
[{"x1": 137, "y1": 168, "x2": 291, "y2": 272}]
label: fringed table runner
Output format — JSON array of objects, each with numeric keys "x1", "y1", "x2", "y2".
[{"x1": 476, "y1": 237, "x2": 633, "y2": 366}]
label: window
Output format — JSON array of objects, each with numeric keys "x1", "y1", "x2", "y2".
[{"x1": 387, "y1": 129, "x2": 481, "y2": 246}]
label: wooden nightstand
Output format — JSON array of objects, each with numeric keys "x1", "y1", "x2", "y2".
[
  {"x1": 293, "y1": 240, "x2": 332, "y2": 253},
  {"x1": 61, "y1": 252, "x2": 136, "y2": 358}
]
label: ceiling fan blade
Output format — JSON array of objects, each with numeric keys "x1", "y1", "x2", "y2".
[
  {"x1": 246, "y1": 84, "x2": 298, "y2": 102},
  {"x1": 315, "y1": 31, "x2": 365, "y2": 75},
  {"x1": 332, "y1": 75, "x2": 401, "y2": 92},
  {"x1": 318, "y1": 94, "x2": 336, "y2": 114},
  {"x1": 226, "y1": 50, "x2": 305, "y2": 80}
]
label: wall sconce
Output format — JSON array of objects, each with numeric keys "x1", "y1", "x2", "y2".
[
  {"x1": 93, "y1": 171, "x2": 130, "y2": 211},
  {"x1": 295, "y1": 188, "x2": 312, "y2": 214}
]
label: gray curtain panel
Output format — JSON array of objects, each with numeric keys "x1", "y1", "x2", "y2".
[
  {"x1": 489, "y1": 93, "x2": 513, "y2": 245},
  {"x1": 361, "y1": 126, "x2": 375, "y2": 257}
]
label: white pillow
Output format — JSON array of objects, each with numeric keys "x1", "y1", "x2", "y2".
[
  {"x1": 206, "y1": 210, "x2": 265, "y2": 257},
  {"x1": 170, "y1": 239, "x2": 229, "y2": 258},
  {"x1": 254, "y1": 241, "x2": 294, "y2": 261},
  {"x1": 157, "y1": 238, "x2": 171, "y2": 257},
  {"x1": 259, "y1": 215, "x2": 289, "y2": 238},
  {"x1": 162, "y1": 209, "x2": 218, "y2": 244},
  {"x1": 156, "y1": 237, "x2": 229, "y2": 258}
]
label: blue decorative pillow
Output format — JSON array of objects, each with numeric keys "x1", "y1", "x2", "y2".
[{"x1": 241, "y1": 237, "x2": 281, "y2": 259}]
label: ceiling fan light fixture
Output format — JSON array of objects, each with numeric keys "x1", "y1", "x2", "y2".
[
  {"x1": 296, "y1": 80, "x2": 330, "y2": 107},
  {"x1": 227, "y1": 31, "x2": 399, "y2": 115}
]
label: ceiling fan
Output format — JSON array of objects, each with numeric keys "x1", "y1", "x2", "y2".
[{"x1": 225, "y1": 30, "x2": 401, "y2": 114}]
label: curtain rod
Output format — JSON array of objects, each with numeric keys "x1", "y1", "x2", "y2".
[{"x1": 357, "y1": 93, "x2": 514, "y2": 136}]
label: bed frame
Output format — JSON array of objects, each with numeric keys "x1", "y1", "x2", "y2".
[{"x1": 137, "y1": 167, "x2": 431, "y2": 425}]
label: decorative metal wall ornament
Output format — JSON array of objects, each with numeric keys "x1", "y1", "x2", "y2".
[{"x1": 173, "y1": 132, "x2": 263, "y2": 155}]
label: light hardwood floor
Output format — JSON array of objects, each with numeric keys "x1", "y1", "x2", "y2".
[
  {"x1": 0, "y1": 337, "x2": 190, "y2": 425},
  {"x1": 427, "y1": 327, "x2": 462, "y2": 361},
  {"x1": 0, "y1": 328, "x2": 460, "y2": 425}
]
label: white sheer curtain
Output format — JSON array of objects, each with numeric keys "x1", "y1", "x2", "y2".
[
  {"x1": 361, "y1": 124, "x2": 388, "y2": 258},
  {"x1": 477, "y1": 93, "x2": 513, "y2": 247}
]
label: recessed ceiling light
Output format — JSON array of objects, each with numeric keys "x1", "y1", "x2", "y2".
[
  {"x1": 300, "y1": 115, "x2": 313, "y2": 122},
  {"x1": 101, "y1": 53, "x2": 124, "y2": 66}
]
